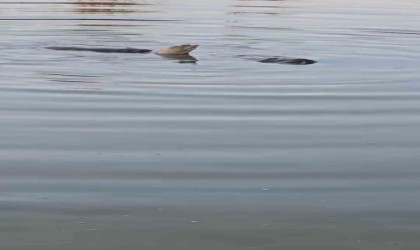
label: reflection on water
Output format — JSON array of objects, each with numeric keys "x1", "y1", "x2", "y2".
[
  {"x1": 158, "y1": 53, "x2": 198, "y2": 63},
  {"x1": 73, "y1": 0, "x2": 146, "y2": 14},
  {"x1": 67, "y1": 0, "x2": 161, "y2": 39},
  {"x1": 229, "y1": 0, "x2": 287, "y2": 16}
]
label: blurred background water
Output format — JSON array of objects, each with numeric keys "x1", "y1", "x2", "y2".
[{"x1": 1, "y1": 0, "x2": 420, "y2": 249}]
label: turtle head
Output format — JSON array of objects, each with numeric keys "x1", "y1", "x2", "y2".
[{"x1": 157, "y1": 44, "x2": 199, "y2": 55}]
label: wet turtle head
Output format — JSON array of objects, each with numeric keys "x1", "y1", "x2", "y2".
[{"x1": 157, "y1": 44, "x2": 199, "y2": 55}]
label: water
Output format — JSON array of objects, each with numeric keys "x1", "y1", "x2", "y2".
[{"x1": 1, "y1": 0, "x2": 420, "y2": 249}]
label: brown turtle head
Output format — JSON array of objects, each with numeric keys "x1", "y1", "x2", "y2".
[{"x1": 157, "y1": 44, "x2": 199, "y2": 55}]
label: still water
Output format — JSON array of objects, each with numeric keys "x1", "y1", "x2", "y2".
[{"x1": 1, "y1": 0, "x2": 420, "y2": 249}]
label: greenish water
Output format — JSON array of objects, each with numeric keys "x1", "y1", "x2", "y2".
[
  {"x1": 2, "y1": 217, "x2": 420, "y2": 250},
  {"x1": 1, "y1": 0, "x2": 420, "y2": 249}
]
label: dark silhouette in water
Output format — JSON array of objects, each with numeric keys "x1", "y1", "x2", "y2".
[
  {"x1": 47, "y1": 44, "x2": 317, "y2": 65},
  {"x1": 258, "y1": 57, "x2": 316, "y2": 65},
  {"x1": 47, "y1": 46, "x2": 152, "y2": 54}
]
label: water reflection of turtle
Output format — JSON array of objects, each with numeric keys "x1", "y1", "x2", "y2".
[{"x1": 47, "y1": 44, "x2": 316, "y2": 65}]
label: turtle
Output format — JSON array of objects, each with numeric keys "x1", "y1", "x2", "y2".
[{"x1": 47, "y1": 44, "x2": 316, "y2": 65}]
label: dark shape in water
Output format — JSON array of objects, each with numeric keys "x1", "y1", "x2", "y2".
[
  {"x1": 238, "y1": 54, "x2": 317, "y2": 65},
  {"x1": 47, "y1": 46, "x2": 152, "y2": 54},
  {"x1": 258, "y1": 57, "x2": 317, "y2": 65}
]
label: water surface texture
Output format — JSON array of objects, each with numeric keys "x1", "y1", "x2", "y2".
[{"x1": 1, "y1": 0, "x2": 420, "y2": 249}]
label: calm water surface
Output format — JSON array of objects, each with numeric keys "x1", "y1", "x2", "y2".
[{"x1": 1, "y1": 0, "x2": 420, "y2": 249}]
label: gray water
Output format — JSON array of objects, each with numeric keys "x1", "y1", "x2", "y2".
[{"x1": 1, "y1": 0, "x2": 420, "y2": 249}]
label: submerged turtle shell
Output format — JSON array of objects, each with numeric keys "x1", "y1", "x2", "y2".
[{"x1": 258, "y1": 57, "x2": 317, "y2": 65}]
